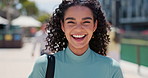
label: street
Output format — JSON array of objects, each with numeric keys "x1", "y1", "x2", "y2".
[
  {"x1": 0, "y1": 42, "x2": 148, "y2": 78},
  {"x1": 0, "y1": 43, "x2": 39, "y2": 78}
]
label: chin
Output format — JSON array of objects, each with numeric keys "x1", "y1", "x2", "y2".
[{"x1": 71, "y1": 44, "x2": 88, "y2": 49}]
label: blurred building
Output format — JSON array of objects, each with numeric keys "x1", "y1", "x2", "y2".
[
  {"x1": 100, "y1": 0, "x2": 148, "y2": 68},
  {"x1": 99, "y1": 0, "x2": 148, "y2": 32}
]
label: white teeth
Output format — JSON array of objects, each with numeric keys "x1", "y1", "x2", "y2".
[{"x1": 72, "y1": 35, "x2": 85, "y2": 38}]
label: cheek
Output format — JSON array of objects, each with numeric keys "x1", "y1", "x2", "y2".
[
  {"x1": 63, "y1": 28, "x2": 71, "y2": 37},
  {"x1": 84, "y1": 26, "x2": 95, "y2": 33}
]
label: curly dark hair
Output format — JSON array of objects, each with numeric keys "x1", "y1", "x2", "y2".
[{"x1": 46, "y1": 0, "x2": 110, "y2": 56}]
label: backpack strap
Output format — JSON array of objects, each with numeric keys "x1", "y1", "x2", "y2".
[{"x1": 45, "y1": 54, "x2": 55, "y2": 78}]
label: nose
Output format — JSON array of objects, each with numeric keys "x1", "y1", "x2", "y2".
[
  {"x1": 75, "y1": 24, "x2": 83, "y2": 29},
  {"x1": 74, "y1": 24, "x2": 84, "y2": 32}
]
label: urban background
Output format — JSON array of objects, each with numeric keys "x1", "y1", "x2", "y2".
[{"x1": 0, "y1": 0, "x2": 148, "y2": 78}]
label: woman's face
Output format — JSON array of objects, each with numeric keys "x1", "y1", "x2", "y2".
[{"x1": 61, "y1": 5, "x2": 97, "y2": 50}]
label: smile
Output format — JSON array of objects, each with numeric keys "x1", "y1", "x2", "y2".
[{"x1": 71, "y1": 34, "x2": 87, "y2": 39}]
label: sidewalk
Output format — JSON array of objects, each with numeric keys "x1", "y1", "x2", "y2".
[
  {"x1": 120, "y1": 60, "x2": 148, "y2": 78},
  {"x1": 0, "y1": 43, "x2": 148, "y2": 78},
  {"x1": 0, "y1": 43, "x2": 40, "y2": 78}
]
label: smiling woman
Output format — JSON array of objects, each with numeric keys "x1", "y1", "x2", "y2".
[
  {"x1": 46, "y1": 0, "x2": 109, "y2": 56},
  {"x1": 29, "y1": 0, "x2": 124, "y2": 78},
  {"x1": 61, "y1": 6, "x2": 97, "y2": 55}
]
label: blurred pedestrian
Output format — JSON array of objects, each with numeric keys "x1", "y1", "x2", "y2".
[
  {"x1": 30, "y1": 27, "x2": 37, "y2": 37},
  {"x1": 31, "y1": 23, "x2": 49, "y2": 56},
  {"x1": 107, "y1": 26, "x2": 121, "y2": 62},
  {"x1": 29, "y1": 0, "x2": 123, "y2": 78}
]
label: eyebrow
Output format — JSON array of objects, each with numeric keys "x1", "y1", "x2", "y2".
[
  {"x1": 65, "y1": 17, "x2": 76, "y2": 20},
  {"x1": 65, "y1": 17, "x2": 93, "y2": 21},
  {"x1": 82, "y1": 17, "x2": 93, "y2": 20}
]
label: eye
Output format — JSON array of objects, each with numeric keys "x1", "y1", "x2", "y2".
[
  {"x1": 67, "y1": 21, "x2": 75, "y2": 24},
  {"x1": 82, "y1": 21, "x2": 91, "y2": 25},
  {"x1": 83, "y1": 21, "x2": 90, "y2": 24}
]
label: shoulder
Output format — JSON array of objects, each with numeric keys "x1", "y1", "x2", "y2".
[
  {"x1": 92, "y1": 51, "x2": 120, "y2": 68},
  {"x1": 54, "y1": 50, "x2": 65, "y2": 59},
  {"x1": 28, "y1": 55, "x2": 48, "y2": 78},
  {"x1": 53, "y1": 50, "x2": 67, "y2": 63},
  {"x1": 92, "y1": 52, "x2": 122, "y2": 75},
  {"x1": 34, "y1": 54, "x2": 48, "y2": 66}
]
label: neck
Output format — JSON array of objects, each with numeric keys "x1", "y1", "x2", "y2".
[{"x1": 68, "y1": 45, "x2": 88, "y2": 56}]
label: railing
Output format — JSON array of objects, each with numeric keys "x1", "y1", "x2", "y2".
[{"x1": 121, "y1": 43, "x2": 148, "y2": 73}]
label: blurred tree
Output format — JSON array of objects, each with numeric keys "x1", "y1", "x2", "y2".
[
  {"x1": 0, "y1": 0, "x2": 5, "y2": 8},
  {"x1": 0, "y1": 0, "x2": 17, "y2": 9},
  {"x1": 0, "y1": 0, "x2": 39, "y2": 18},
  {"x1": 0, "y1": 0, "x2": 20, "y2": 19},
  {"x1": 24, "y1": 1, "x2": 38, "y2": 16},
  {"x1": 37, "y1": 13, "x2": 51, "y2": 23},
  {"x1": 19, "y1": 0, "x2": 27, "y2": 4},
  {"x1": 20, "y1": 1, "x2": 39, "y2": 16}
]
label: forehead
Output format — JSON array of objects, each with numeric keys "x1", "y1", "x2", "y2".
[{"x1": 64, "y1": 5, "x2": 93, "y2": 19}]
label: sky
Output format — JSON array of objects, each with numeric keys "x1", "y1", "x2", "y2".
[{"x1": 29, "y1": 0, "x2": 62, "y2": 14}]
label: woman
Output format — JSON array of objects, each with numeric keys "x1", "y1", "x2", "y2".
[{"x1": 29, "y1": 0, "x2": 124, "y2": 78}]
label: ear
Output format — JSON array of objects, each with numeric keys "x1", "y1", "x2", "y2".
[
  {"x1": 61, "y1": 21, "x2": 65, "y2": 32},
  {"x1": 93, "y1": 20, "x2": 98, "y2": 32}
]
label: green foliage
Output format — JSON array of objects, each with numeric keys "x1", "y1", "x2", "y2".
[
  {"x1": 0, "y1": 0, "x2": 14, "y2": 8},
  {"x1": 37, "y1": 13, "x2": 51, "y2": 23},
  {"x1": 23, "y1": 1, "x2": 38, "y2": 16},
  {"x1": 19, "y1": 0, "x2": 39, "y2": 16},
  {"x1": 19, "y1": 0, "x2": 27, "y2": 4}
]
